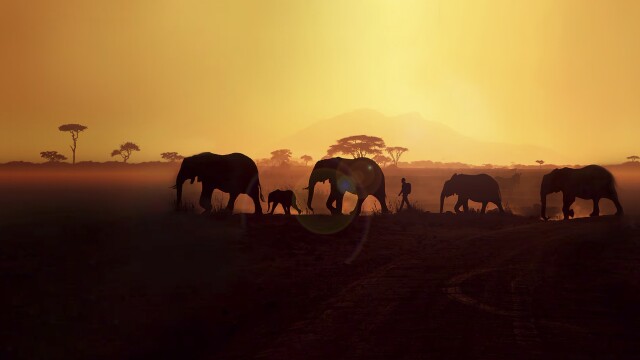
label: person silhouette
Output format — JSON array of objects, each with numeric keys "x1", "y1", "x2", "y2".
[{"x1": 398, "y1": 177, "x2": 412, "y2": 211}]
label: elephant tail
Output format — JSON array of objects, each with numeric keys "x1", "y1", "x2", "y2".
[{"x1": 259, "y1": 182, "x2": 265, "y2": 202}]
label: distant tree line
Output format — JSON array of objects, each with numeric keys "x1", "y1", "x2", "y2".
[
  {"x1": 257, "y1": 135, "x2": 409, "y2": 168},
  {"x1": 45, "y1": 124, "x2": 628, "y2": 168},
  {"x1": 41, "y1": 123, "x2": 185, "y2": 164}
]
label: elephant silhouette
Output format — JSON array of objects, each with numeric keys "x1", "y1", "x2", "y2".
[
  {"x1": 540, "y1": 165, "x2": 623, "y2": 220},
  {"x1": 305, "y1": 157, "x2": 389, "y2": 215},
  {"x1": 267, "y1": 189, "x2": 301, "y2": 215},
  {"x1": 440, "y1": 173, "x2": 504, "y2": 214},
  {"x1": 173, "y1": 152, "x2": 264, "y2": 214}
]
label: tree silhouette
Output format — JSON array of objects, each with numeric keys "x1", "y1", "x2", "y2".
[
  {"x1": 111, "y1": 142, "x2": 140, "y2": 163},
  {"x1": 327, "y1": 135, "x2": 386, "y2": 158},
  {"x1": 58, "y1": 124, "x2": 87, "y2": 164},
  {"x1": 627, "y1": 155, "x2": 639, "y2": 162},
  {"x1": 300, "y1": 154, "x2": 313, "y2": 166},
  {"x1": 40, "y1": 151, "x2": 67, "y2": 163},
  {"x1": 270, "y1": 149, "x2": 292, "y2": 166},
  {"x1": 373, "y1": 154, "x2": 392, "y2": 167},
  {"x1": 386, "y1": 146, "x2": 409, "y2": 166},
  {"x1": 536, "y1": 160, "x2": 545, "y2": 168},
  {"x1": 161, "y1": 152, "x2": 184, "y2": 162}
]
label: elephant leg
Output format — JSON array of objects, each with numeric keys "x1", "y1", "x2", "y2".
[
  {"x1": 269, "y1": 201, "x2": 277, "y2": 215},
  {"x1": 495, "y1": 201, "x2": 505, "y2": 213},
  {"x1": 251, "y1": 193, "x2": 263, "y2": 215},
  {"x1": 335, "y1": 195, "x2": 344, "y2": 214},
  {"x1": 199, "y1": 185, "x2": 214, "y2": 214},
  {"x1": 454, "y1": 197, "x2": 464, "y2": 214},
  {"x1": 562, "y1": 194, "x2": 575, "y2": 220},
  {"x1": 250, "y1": 186, "x2": 263, "y2": 215},
  {"x1": 351, "y1": 197, "x2": 365, "y2": 216},
  {"x1": 608, "y1": 192, "x2": 624, "y2": 216},
  {"x1": 462, "y1": 198, "x2": 469, "y2": 213},
  {"x1": 480, "y1": 202, "x2": 487, "y2": 214},
  {"x1": 590, "y1": 198, "x2": 600, "y2": 217},
  {"x1": 291, "y1": 201, "x2": 302, "y2": 214},
  {"x1": 284, "y1": 205, "x2": 291, "y2": 215},
  {"x1": 226, "y1": 192, "x2": 239, "y2": 213},
  {"x1": 326, "y1": 193, "x2": 338, "y2": 214},
  {"x1": 375, "y1": 191, "x2": 389, "y2": 214}
]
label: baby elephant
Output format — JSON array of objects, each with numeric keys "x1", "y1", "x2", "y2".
[{"x1": 267, "y1": 190, "x2": 302, "y2": 215}]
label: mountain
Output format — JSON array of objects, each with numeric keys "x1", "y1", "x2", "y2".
[{"x1": 277, "y1": 109, "x2": 564, "y2": 165}]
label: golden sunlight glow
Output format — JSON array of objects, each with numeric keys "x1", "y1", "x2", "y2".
[{"x1": 0, "y1": 0, "x2": 638, "y2": 164}]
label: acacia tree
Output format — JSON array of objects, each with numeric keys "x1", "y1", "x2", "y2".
[
  {"x1": 326, "y1": 135, "x2": 386, "y2": 158},
  {"x1": 58, "y1": 123, "x2": 87, "y2": 164},
  {"x1": 111, "y1": 142, "x2": 140, "y2": 163},
  {"x1": 300, "y1": 154, "x2": 313, "y2": 166},
  {"x1": 627, "y1": 155, "x2": 639, "y2": 162},
  {"x1": 373, "y1": 154, "x2": 392, "y2": 167},
  {"x1": 161, "y1": 152, "x2": 184, "y2": 162},
  {"x1": 40, "y1": 151, "x2": 67, "y2": 162},
  {"x1": 536, "y1": 160, "x2": 545, "y2": 168},
  {"x1": 270, "y1": 149, "x2": 292, "y2": 166},
  {"x1": 386, "y1": 146, "x2": 409, "y2": 166}
]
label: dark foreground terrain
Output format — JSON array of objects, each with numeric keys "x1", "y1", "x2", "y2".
[{"x1": 2, "y1": 211, "x2": 639, "y2": 360}]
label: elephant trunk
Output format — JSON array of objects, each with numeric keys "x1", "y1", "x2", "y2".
[
  {"x1": 540, "y1": 192, "x2": 548, "y2": 220},
  {"x1": 540, "y1": 176, "x2": 549, "y2": 220},
  {"x1": 305, "y1": 169, "x2": 321, "y2": 212},
  {"x1": 174, "y1": 169, "x2": 196, "y2": 211},
  {"x1": 175, "y1": 173, "x2": 186, "y2": 211},
  {"x1": 440, "y1": 191, "x2": 446, "y2": 213},
  {"x1": 306, "y1": 182, "x2": 315, "y2": 212}
]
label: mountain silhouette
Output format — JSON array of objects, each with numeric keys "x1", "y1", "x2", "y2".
[{"x1": 278, "y1": 109, "x2": 564, "y2": 165}]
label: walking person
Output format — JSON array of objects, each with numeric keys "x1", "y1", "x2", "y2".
[{"x1": 398, "y1": 177, "x2": 412, "y2": 211}]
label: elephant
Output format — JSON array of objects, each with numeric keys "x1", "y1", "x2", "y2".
[
  {"x1": 173, "y1": 152, "x2": 264, "y2": 214},
  {"x1": 267, "y1": 189, "x2": 302, "y2": 215},
  {"x1": 440, "y1": 173, "x2": 504, "y2": 214},
  {"x1": 540, "y1": 165, "x2": 623, "y2": 220},
  {"x1": 305, "y1": 157, "x2": 389, "y2": 215}
]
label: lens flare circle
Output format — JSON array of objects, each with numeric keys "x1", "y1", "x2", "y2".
[{"x1": 297, "y1": 168, "x2": 360, "y2": 234}]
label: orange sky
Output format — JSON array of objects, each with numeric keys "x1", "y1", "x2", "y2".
[{"x1": 0, "y1": 0, "x2": 638, "y2": 164}]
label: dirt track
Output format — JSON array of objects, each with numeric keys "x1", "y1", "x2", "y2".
[{"x1": 2, "y1": 213, "x2": 639, "y2": 359}]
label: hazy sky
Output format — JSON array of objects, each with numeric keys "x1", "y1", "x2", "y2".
[{"x1": 1, "y1": 0, "x2": 638, "y2": 164}]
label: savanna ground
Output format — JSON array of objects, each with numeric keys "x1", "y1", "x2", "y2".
[{"x1": 1, "y1": 164, "x2": 639, "y2": 359}]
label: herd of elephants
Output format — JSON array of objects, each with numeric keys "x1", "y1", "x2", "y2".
[{"x1": 173, "y1": 152, "x2": 624, "y2": 220}]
